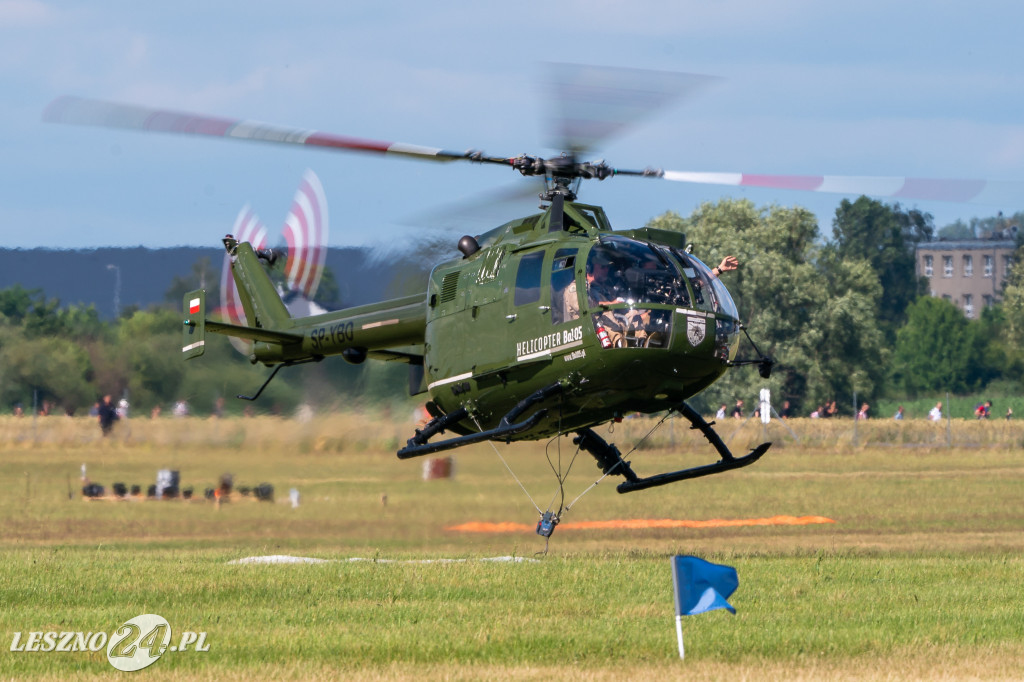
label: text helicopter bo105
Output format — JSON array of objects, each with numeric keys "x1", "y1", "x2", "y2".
[{"x1": 43, "y1": 65, "x2": 1006, "y2": 525}]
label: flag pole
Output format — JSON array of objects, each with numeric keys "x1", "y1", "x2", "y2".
[{"x1": 671, "y1": 555, "x2": 739, "y2": 662}]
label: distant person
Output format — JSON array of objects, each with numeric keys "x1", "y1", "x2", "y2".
[
  {"x1": 810, "y1": 406, "x2": 822, "y2": 419},
  {"x1": 97, "y1": 395, "x2": 118, "y2": 436},
  {"x1": 857, "y1": 403, "x2": 869, "y2": 420},
  {"x1": 974, "y1": 401, "x2": 992, "y2": 420},
  {"x1": 715, "y1": 404, "x2": 727, "y2": 420},
  {"x1": 928, "y1": 402, "x2": 943, "y2": 422},
  {"x1": 1006, "y1": 407, "x2": 1013, "y2": 420},
  {"x1": 779, "y1": 400, "x2": 792, "y2": 419},
  {"x1": 824, "y1": 400, "x2": 838, "y2": 418},
  {"x1": 893, "y1": 406, "x2": 904, "y2": 420},
  {"x1": 731, "y1": 399, "x2": 744, "y2": 419}
]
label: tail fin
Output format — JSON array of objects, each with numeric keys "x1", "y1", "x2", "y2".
[
  {"x1": 228, "y1": 239, "x2": 293, "y2": 332},
  {"x1": 221, "y1": 206, "x2": 269, "y2": 355},
  {"x1": 182, "y1": 290, "x2": 207, "y2": 359}
]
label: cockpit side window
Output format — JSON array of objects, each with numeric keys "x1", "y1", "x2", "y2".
[
  {"x1": 551, "y1": 248, "x2": 578, "y2": 324},
  {"x1": 514, "y1": 251, "x2": 544, "y2": 307}
]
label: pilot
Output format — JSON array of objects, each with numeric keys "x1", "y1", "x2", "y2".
[
  {"x1": 562, "y1": 254, "x2": 620, "y2": 323},
  {"x1": 586, "y1": 255, "x2": 623, "y2": 307},
  {"x1": 585, "y1": 255, "x2": 634, "y2": 346}
]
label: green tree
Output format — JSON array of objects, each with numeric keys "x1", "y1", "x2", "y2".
[
  {"x1": 0, "y1": 332, "x2": 94, "y2": 413},
  {"x1": 0, "y1": 285, "x2": 39, "y2": 323},
  {"x1": 55, "y1": 305, "x2": 107, "y2": 342},
  {"x1": 964, "y1": 305, "x2": 1021, "y2": 390},
  {"x1": 829, "y1": 197, "x2": 932, "y2": 343},
  {"x1": 116, "y1": 309, "x2": 186, "y2": 409},
  {"x1": 891, "y1": 297, "x2": 973, "y2": 395},
  {"x1": 312, "y1": 267, "x2": 342, "y2": 309},
  {"x1": 649, "y1": 199, "x2": 886, "y2": 414},
  {"x1": 937, "y1": 219, "x2": 975, "y2": 240},
  {"x1": 0, "y1": 286, "x2": 104, "y2": 341}
]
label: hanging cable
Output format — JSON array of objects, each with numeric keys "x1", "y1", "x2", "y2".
[
  {"x1": 470, "y1": 414, "x2": 543, "y2": 516},
  {"x1": 564, "y1": 409, "x2": 675, "y2": 514}
]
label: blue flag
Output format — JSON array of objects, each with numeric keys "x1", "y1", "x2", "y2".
[{"x1": 671, "y1": 555, "x2": 738, "y2": 616}]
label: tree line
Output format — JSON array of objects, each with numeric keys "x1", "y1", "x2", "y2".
[
  {"x1": 1, "y1": 196, "x2": 1020, "y2": 418},
  {"x1": 0, "y1": 285, "x2": 409, "y2": 417}
]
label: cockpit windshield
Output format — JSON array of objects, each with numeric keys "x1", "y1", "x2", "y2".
[
  {"x1": 582, "y1": 236, "x2": 740, "y2": 320},
  {"x1": 580, "y1": 236, "x2": 740, "y2": 353},
  {"x1": 585, "y1": 237, "x2": 689, "y2": 307}
]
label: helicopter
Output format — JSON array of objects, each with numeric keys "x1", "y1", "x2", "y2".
[{"x1": 42, "y1": 68, "x2": 1004, "y2": 509}]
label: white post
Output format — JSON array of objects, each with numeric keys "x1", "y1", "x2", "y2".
[{"x1": 675, "y1": 615, "x2": 685, "y2": 659}]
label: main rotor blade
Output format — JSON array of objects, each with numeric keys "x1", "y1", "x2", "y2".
[
  {"x1": 544, "y1": 63, "x2": 718, "y2": 155},
  {"x1": 42, "y1": 95, "x2": 493, "y2": 164},
  {"x1": 401, "y1": 180, "x2": 544, "y2": 232},
  {"x1": 647, "y1": 169, "x2": 1022, "y2": 205}
]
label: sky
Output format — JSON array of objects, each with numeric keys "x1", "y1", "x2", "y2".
[{"x1": 2, "y1": 0, "x2": 1023, "y2": 250}]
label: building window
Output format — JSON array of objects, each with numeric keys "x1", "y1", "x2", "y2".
[
  {"x1": 983, "y1": 294, "x2": 993, "y2": 308},
  {"x1": 943, "y1": 256, "x2": 953, "y2": 277},
  {"x1": 964, "y1": 294, "x2": 974, "y2": 319},
  {"x1": 984, "y1": 255, "x2": 994, "y2": 277},
  {"x1": 1006, "y1": 256, "x2": 1014, "y2": 279},
  {"x1": 942, "y1": 294, "x2": 952, "y2": 302},
  {"x1": 924, "y1": 255, "x2": 933, "y2": 277},
  {"x1": 963, "y1": 255, "x2": 973, "y2": 277}
]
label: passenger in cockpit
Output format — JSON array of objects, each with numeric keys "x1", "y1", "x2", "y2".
[{"x1": 710, "y1": 255, "x2": 739, "y2": 279}]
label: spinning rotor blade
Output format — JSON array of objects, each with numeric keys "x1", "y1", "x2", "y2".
[
  {"x1": 401, "y1": 180, "x2": 545, "y2": 233},
  {"x1": 42, "y1": 95, "x2": 492, "y2": 164},
  {"x1": 282, "y1": 169, "x2": 329, "y2": 299},
  {"x1": 45, "y1": 92, "x2": 1019, "y2": 208},
  {"x1": 544, "y1": 63, "x2": 718, "y2": 155},
  {"x1": 617, "y1": 168, "x2": 1021, "y2": 205}
]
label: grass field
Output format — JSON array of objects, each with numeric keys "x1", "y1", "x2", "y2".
[{"x1": 2, "y1": 413, "x2": 1023, "y2": 680}]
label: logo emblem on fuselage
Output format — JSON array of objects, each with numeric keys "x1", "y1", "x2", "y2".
[{"x1": 686, "y1": 316, "x2": 706, "y2": 347}]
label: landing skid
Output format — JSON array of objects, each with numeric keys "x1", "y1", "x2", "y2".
[
  {"x1": 396, "y1": 382, "x2": 564, "y2": 459},
  {"x1": 396, "y1": 393, "x2": 769, "y2": 493},
  {"x1": 573, "y1": 402, "x2": 769, "y2": 493}
]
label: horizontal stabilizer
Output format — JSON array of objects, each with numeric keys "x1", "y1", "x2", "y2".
[{"x1": 206, "y1": 320, "x2": 304, "y2": 345}]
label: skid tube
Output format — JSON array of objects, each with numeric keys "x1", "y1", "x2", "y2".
[
  {"x1": 612, "y1": 401, "x2": 770, "y2": 494},
  {"x1": 396, "y1": 382, "x2": 564, "y2": 459}
]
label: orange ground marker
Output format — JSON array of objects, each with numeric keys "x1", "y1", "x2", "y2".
[{"x1": 447, "y1": 515, "x2": 836, "y2": 533}]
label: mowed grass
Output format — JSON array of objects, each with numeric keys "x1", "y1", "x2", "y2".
[{"x1": 2, "y1": 413, "x2": 1024, "y2": 680}]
